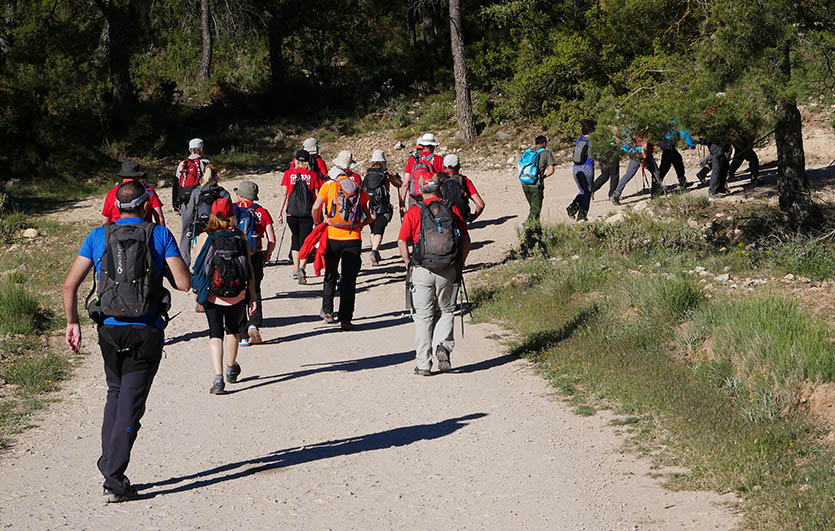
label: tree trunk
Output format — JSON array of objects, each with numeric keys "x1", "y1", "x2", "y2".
[
  {"x1": 776, "y1": 101, "x2": 815, "y2": 224},
  {"x1": 199, "y1": 0, "x2": 212, "y2": 91},
  {"x1": 449, "y1": 0, "x2": 476, "y2": 143},
  {"x1": 0, "y1": 4, "x2": 14, "y2": 58},
  {"x1": 265, "y1": 6, "x2": 284, "y2": 93},
  {"x1": 94, "y1": 0, "x2": 137, "y2": 122},
  {"x1": 421, "y1": 4, "x2": 436, "y2": 62},
  {"x1": 406, "y1": 6, "x2": 417, "y2": 49}
]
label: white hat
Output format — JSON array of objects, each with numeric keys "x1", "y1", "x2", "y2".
[
  {"x1": 332, "y1": 150, "x2": 356, "y2": 170},
  {"x1": 188, "y1": 138, "x2": 204, "y2": 150},
  {"x1": 443, "y1": 154, "x2": 460, "y2": 168},
  {"x1": 370, "y1": 149, "x2": 387, "y2": 163},
  {"x1": 302, "y1": 137, "x2": 319, "y2": 154},
  {"x1": 327, "y1": 167, "x2": 344, "y2": 181},
  {"x1": 417, "y1": 133, "x2": 439, "y2": 146}
]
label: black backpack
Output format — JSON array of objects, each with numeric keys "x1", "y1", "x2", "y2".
[
  {"x1": 86, "y1": 222, "x2": 170, "y2": 323},
  {"x1": 362, "y1": 168, "x2": 393, "y2": 221},
  {"x1": 413, "y1": 201, "x2": 459, "y2": 272},
  {"x1": 439, "y1": 173, "x2": 471, "y2": 222},
  {"x1": 286, "y1": 173, "x2": 314, "y2": 217},
  {"x1": 204, "y1": 232, "x2": 250, "y2": 297},
  {"x1": 193, "y1": 186, "x2": 224, "y2": 235},
  {"x1": 573, "y1": 137, "x2": 590, "y2": 165}
]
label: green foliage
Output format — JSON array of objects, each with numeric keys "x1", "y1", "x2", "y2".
[
  {"x1": 1, "y1": 355, "x2": 69, "y2": 395},
  {"x1": 0, "y1": 274, "x2": 49, "y2": 335}
]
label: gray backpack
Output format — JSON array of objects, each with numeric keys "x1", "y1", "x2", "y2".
[
  {"x1": 87, "y1": 222, "x2": 169, "y2": 322},
  {"x1": 413, "y1": 201, "x2": 459, "y2": 272}
]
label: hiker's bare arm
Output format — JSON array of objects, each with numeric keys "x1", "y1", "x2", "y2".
[
  {"x1": 165, "y1": 256, "x2": 191, "y2": 292},
  {"x1": 311, "y1": 195, "x2": 325, "y2": 224},
  {"x1": 397, "y1": 240, "x2": 410, "y2": 268},
  {"x1": 278, "y1": 185, "x2": 289, "y2": 223},
  {"x1": 364, "y1": 202, "x2": 376, "y2": 224},
  {"x1": 460, "y1": 232, "x2": 471, "y2": 264},
  {"x1": 470, "y1": 193, "x2": 485, "y2": 221},
  {"x1": 387, "y1": 172, "x2": 403, "y2": 188},
  {"x1": 246, "y1": 254, "x2": 257, "y2": 314},
  {"x1": 62, "y1": 256, "x2": 93, "y2": 352},
  {"x1": 101, "y1": 215, "x2": 109, "y2": 226},
  {"x1": 264, "y1": 223, "x2": 276, "y2": 261},
  {"x1": 154, "y1": 206, "x2": 166, "y2": 227},
  {"x1": 544, "y1": 164, "x2": 556, "y2": 178},
  {"x1": 400, "y1": 177, "x2": 410, "y2": 204}
]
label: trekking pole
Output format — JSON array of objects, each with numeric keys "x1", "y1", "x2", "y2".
[
  {"x1": 405, "y1": 266, "x2": 414, "y2": 318},
  {"x1": 273, "y1": 223, "x2": 287, "y2": 265}
]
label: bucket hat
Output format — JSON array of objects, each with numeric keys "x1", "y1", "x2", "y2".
[
  {"x1": 302, "y1": 137, "x2": 319, "y2": 155},
  {"x1": 370, "y1": 149, "x2": 387, "y2": 163},
  {"x1": 189, "y1": 138, "x2": 204, "y2": 150},
  {"x1": 234, "y1": 181, "x2": 259, "y2": 201},
  {"x1": 117, "y1": 161, "x2": 145, "y2": 178},
  {"x1": 417, "y1": 133, "x2": 439, "y2": 147},
  {"x1": 333, "y1": 150, "x2": 356, "y2": 170}
]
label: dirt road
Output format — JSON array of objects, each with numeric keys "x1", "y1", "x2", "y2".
[{"x1": 0, "y1": 161, "x2": 739, "y2": 530}]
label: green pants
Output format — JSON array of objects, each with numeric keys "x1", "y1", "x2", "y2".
[{"x1": 522, "y1": 184, "x2": 544, "y2": 224}]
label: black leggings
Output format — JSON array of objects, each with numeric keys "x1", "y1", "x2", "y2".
[{"x1": 287, "y1": 215, "x2": 314, "y2": 252}]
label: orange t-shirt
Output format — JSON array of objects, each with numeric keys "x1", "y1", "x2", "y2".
[{"x1": 317, "y1": 180, "x2": 369, "y2": 241}]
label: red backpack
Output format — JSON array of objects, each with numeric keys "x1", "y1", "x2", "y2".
[
  {"x1": 409, "y1": 153, "x2": 438, "y2": 198},
  {"x1": 178, "y1": 158, "x2": 202, "y2": 189}
]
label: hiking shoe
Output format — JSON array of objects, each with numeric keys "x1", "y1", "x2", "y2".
[
  {"x1": 320, "y1": 310, "x2": 336, "y2": 324},
  {"x1": 370, "y1": 250, "x2": 381, "y2": 266},
  {"x1": 696, "y1": 168, "x2": 709, "y2": 185},
  {"x1": 195, "y1": 303, "x2": 204, "y2": 313},
  {"x1": 248, "y1": 327, "x2": 263, "y2": 345},
  {"x1": 239, "y1": 337, "x2": 250, "y2": 347},
  {"x1": 225, "y1": 362, "x2": 241, "y2": 383},
  {"x1": 678, "y1": 178, "x2": 688, "y2": 189},
  {"x1": 340, "y1": 321, "x2": 354, "y2": 332},
  {"x1": 436, "y1": 345, "x2": 452, "y2": 373},
  {"x1": 610, "y1": 195, "x2": 621, "y2": 206},
  {"x1": 413, "y1": 367, "x2": 431, "y2": 376},
  {"x1": 102, "y1": 485, "x2": 138, "y2": 503},
  {"x1": 566, "y1": 202, "x2": 579, "y2": 220},
  {"x1": 209, "y1": 376, "x2": 225, "y2": 395},
  {"x1": 297, "y1": 270, "x2": 307, "y2": 285}
]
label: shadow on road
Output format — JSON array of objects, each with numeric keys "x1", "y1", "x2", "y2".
[{"x1": 137, "y1": 413, "x2": 488, "y2": 497}]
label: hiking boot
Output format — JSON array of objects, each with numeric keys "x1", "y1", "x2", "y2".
[
  {"x1": 297, "y1": 270, "x2": 307, "y2": 285},
  {"x1": 209, "y1": 376, "x2": 225, "y2": 395},
  {"x1": 610, "y1": 195, "x2": 621, "y2": 206},
  {"x1": 195, "y1": 303, "x2": 204, "y2": 313},
  {"x1": 102, "y1": 485, "x2": 138, "y2": 503},
  {"x1": 248, "y1": 327, "x2": 263, "y2": 345},
  {"x1": 370, "y1": 250, "x2": 381, "y2": 266},
  {"x1": 413, "y1": 367, "x2": 431, "y2": 376},
  {"x1": 320, "y1": 310, "x2": 336, "y2": 324},
  {"x1": 565, "y1": 202, "x2": 579, "y2": 220},
  {"x1": 340, "y1": 321, "x2": 354, "y2": 332},
  {"x1": 436, "y1": 345, "x2": 452, "y2": 373},
  {"x1": 225, "y1": 362, "x2": 241, "y2": 383}
]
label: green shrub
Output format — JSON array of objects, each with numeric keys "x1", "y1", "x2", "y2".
[
  {"x1": 769, "y1": 240, "x2": 834, "y2": 280},
  {"x1": 1, "y1": 355, "x2": 69, "y2": 394},
  {"x1": 0, "y1": 275, "x2": 47, "y2": 335},
  {"x1": 0, "y1": 212, "x2": 31, "y2": 244},
  {"x1": 630, "y1": 275, "x2": 703, "y2": 323}
]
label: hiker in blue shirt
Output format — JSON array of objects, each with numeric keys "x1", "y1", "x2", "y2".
[
  {"x1": 566, "y1": 119, "x2": 595, "y2": 221},
  {"x1": 62, "y1": 180, "x2": 191, "y2": 503},
  {"x1": 657, "y1": 122, "x2": 696, "y2": 189}
]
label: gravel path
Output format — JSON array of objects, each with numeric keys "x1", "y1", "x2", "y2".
[{"x1": 2, "y1": 163, "x2": 739, "y2": 530}]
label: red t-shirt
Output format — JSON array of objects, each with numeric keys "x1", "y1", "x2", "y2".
[
  {"x1": 290, "y1": 155, "x2": 328, "y2": 177},
  {"x1": 398, "y1": 197, "x2": 468, "y2": 245},
  {"x1": 405, "y1": 151, "x2": 444, "y2": 175},
  {"x1": 236, "y1": 199, "x2": 273, "y2": 251},
  {"x1": 101, "y1": 180, "x2": 163, "y2": 223},
  {"x1": 281, "y1": 168, "x2": 324, "y2": 215}
]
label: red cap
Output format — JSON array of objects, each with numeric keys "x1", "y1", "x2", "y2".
[{"x1": 211, "y1": 198, "x2": 234, "y2": 219}]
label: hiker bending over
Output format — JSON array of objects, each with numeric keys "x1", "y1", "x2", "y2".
[
  {"x1": 281, "y1": 150, "x2": 324, "y2": 284},
  {"x1": 362, "y1": 149, "x2": 402, "y2": 266},
  {"x1": 398, "y1": 176, "x2": 471, "y2": 375},
  {"x1": 102, "y1": 162, "x2": 165, "y2": 226},
  {"x1": 173, "y1": 138, "x2": 211, "y2": 214},
  {"x1": 401, "y1": 133, "x2": 444, "y2": 213},
  {"x1": 311, "y1": 170, "x2": 375, "y2": 331},
  {"x1": 191, "y1": 198, "x2": 257, "y2": 395},
  {"x1": 63, "y1": 180, "x2": 190, "y2": 502},
  {"x1": 566, "y1": 120, "x2": 595, "y2": 222},
  {"x1": 517, "y1": 135, "x2": 556, "y2": 224},
  {"x1": 609, "y1": 130, "x2": 662, "y2": 204},
  {"x1": 440, "y1": 154, "x2": 484, "y2": 224},
  {"x1": 179, "y1": 161, "x2": 228, "y2": 267},
  {"x1": 234, "y1": 181, "x2": 275, "y2": 346}
]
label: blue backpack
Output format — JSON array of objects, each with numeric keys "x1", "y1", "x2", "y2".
[
  {"x1": 517, "y1": 148, "x2": 546, "y2": 185},
  {"x1": 234, "y1": 203, "x2": 260, "y2": 253}
]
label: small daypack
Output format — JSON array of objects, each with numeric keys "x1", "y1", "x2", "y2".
[
  {"x1": 413, "y1": 201, "x2": 459, "y2": 272},
  {"x1": 409, "y1": 153, "x2": 438, "y2": 198},
  {"x1": 86, "y1": 222, "x2": 169, "y2": 322},
  {"x1": 327, "y1": 179, "x2": 367, "y2": 232},
  {"x1": 204, "y1": 232, "x2": 250, "y2": 297},
  {"x1": 573, "y1": 137, "x2": 590, "y2": 165},
  {"x1": 192, "y1": 186, "x2": 224, "y2": 235},
  {"x1": 177, "y1": 158, "x2": 203, "y2": 208},
  {"x1": 234, "y1": 203, "x2": 260, "y2": 253},
  {"x1": 439, "y1": 172, "x2": 471, "y2": 222},
  {"x1": 517, "y1": 148, "x2": 545, "y2": 185},
  {"x1": 362, "y1": 168, "x2": 393, "y2": 221},
  {"x1": 286, "y1": 173, "x2": 314, "y2": 217}
]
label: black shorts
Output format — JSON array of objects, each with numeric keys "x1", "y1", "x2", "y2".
[
  {"x1": 369, "y1": 214, "x2": 388, "y2": 236},
  {"x1": 286, "y1": 215, "x2": 314, "y2": 252},
  {"x1": 204, "y1": 300, "x2": 247, "y2": 339}
]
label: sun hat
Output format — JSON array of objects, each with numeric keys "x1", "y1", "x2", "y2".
[
  {"x1": 295, "y1": 149, "x2": 310, "y2": 162},
  {"x1": 211, "y1": 197, "x2": 234, "y2": 219},
  {"x1": 417, "y1": 133, "x2": 439, "y2": 147},
  {"x1": 420, "y1": 175, "x2": 442, "y2": 194},
  {"x1": 117, "y1": 161, "x2": 145, "y2": 178},
  {"x1": 339, "y1": 179, "x2": 359, "y2": 196},
  {"x1": 443, "y1": 154, "x2": 460, "y2": 168},
  {"x1": 328, "y1": 167, "x2": 344, "y2": 181},
  {"x1": 234, "y1": 180, "x2": 259, "y2": 201},
  {"x1": 302, "y1": 137, "x2": 319, "y2": 155},
  {"x1": 189, "y1": 138, "x2": 204, "y2": 150},
  {"x1": 370, "y1": 149, "x2": 387, "y2": 163},
  {"x1": 332, "y1": 150, "x2": 356, "y2": 170}
]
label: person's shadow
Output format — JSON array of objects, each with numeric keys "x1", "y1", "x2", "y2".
[{"x1": 136, "y1": 413, "x2": 488, "y2": 498}]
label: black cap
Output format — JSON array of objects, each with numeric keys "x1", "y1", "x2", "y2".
[{"x1": 295, "y1": 149, "x2": 310, "y2": 162}]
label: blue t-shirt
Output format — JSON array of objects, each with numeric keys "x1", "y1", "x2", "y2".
[{"x1": 79, "y1": 218, "x2": 180, "y2": 328}]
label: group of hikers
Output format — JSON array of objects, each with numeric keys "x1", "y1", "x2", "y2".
[
  {"x1": 517, "y1": 120, "x2": 761, "y2": 224},
  {"x1": 61, "y1": 133, "x2": 486, "y2": 502}
]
